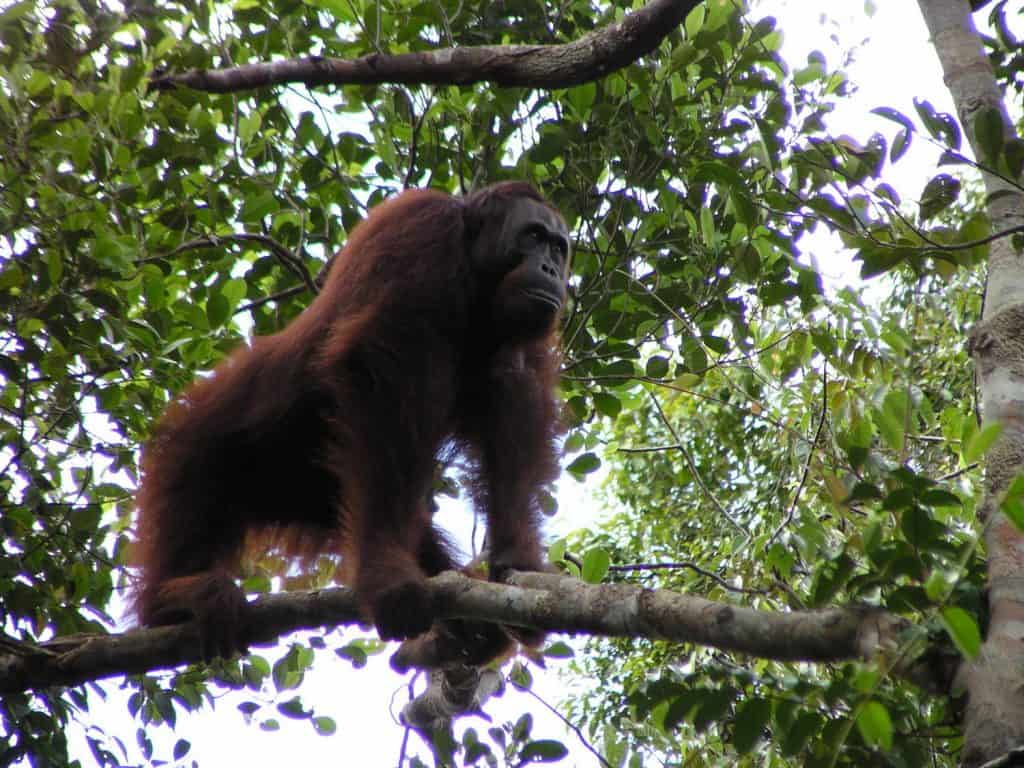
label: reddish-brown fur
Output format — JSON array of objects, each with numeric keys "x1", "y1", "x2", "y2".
[{"x1": 133, "y1": 182, "x2": 565, "y2": 662}]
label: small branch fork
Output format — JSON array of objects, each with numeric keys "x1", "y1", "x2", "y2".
[
  {"x1": 162, "y1": 232, "x2": 318, "y2": 294},
  {"x1": 149, "y1": 0, "x2": 701, "y2": 94},
  {"x1": 0, "y1": 571, "x2": 954, "y2": 697}
]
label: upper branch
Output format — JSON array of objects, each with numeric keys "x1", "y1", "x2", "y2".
[{"x1": 149, "y1": 0, "x2": 700, "y2": 93}]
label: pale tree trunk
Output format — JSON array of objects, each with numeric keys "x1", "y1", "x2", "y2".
[{"x1": 916, "y1": 1, "x2": 1024, "y2": 765}]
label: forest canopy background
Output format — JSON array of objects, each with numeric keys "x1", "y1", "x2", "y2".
[{"x1": 1, "y1": 0, "x2": 1024, "y2": 766}]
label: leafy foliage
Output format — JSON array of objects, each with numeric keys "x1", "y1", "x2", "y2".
[{"x1": 0, "y1": 0, "x2": 1013, "y2": 765}]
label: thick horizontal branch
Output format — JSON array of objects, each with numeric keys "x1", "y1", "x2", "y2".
[
  {"x1": 0, "y1": 572, "x2": 957, "y2": 696},
  {"x1": 0, "y1": 588, "x2": 364, "y2": 694},
  {"x1": 149, "y1": 0, "x2": 699, "y2": 93}
]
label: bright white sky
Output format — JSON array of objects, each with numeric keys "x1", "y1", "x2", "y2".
[{"x1": 61, "y1": 2, "x2": 1012, "y2": 766}]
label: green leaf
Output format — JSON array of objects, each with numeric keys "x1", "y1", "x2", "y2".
[
  {"x1": 900, "y1": 506, "x2": 937, "y2": 546},
  {"x1": 547, "y1": 538, "x2": 567, "y2": 563},
  {"x1": 567, "y1": 452, "x2": 601, "y2": 479},
  {"x1": 313, "y1": 716, "x2": 337, "y2": 735},
  {"x1": 924, "y1": 569, "x2": 951, "y2": 602},
  {"x1": 509, "y1": 662, "x2": 533, "y2": 691},
  {"x1": 542, "y1": 641, "x2": 574, "y2": 659},
  {"x1": 682, "y1": 338, "x2": 708, "y2": 371},
  {"x1": 463, "y1": 728, "x2": 491, "y2": 763},
  {"x1": 941, "y1": 606, "x2": 981, "y2": 658},
  {"x1": 241, "y1": 192, "x2": 278, "y2": 222},
  {"x1": 519, "y1": 740, "x2": 568, "y2": 762},
  {"x1": 1004, "y1": 138, "x2": 1024, "y2": 178},
  {"x1": 692, "y1": 160, "x2": 745, "y2": 189},
  {"x1": 238, "y1": 111, "x2": 262, "y2": 145},
  {"x1": 529, "y1": 124, "x2": 568, "y2": 164},
  {"x1": 206, "y1": 293, "x2": 231, "y2": 328},
  {"x1": 730, "y1": 190, "x2": 757, "y2": 227},
  {"x1": 0, "y1": 1, "x2": 34, "y2": 24},
  {"x1": 845, "y1": 481, "x2": 882, "y2": 503},
  {"x1": 581, "y1": 548, "x2": 610, "y2": 584},
  {"x1": 858, "y1": 245, "x2": 911, "y2": 278},
  {"x1": 781, "y1": 712, "x2": 821, "y2": 756},
  {"x1": 963, "y1": 421, "x2": 1002, "y2": 464},
  {"x1": 272, "y1": 655, "x2": 302, "y2": 691},
  {"x1": 875, "y1": 390, "x2": 909, "y2": 453},
  {"x1": 684, "y1": 4, "x2": 706, "y2": 37},
  {"x1": 221, "y1": 278, "x2": 248, "y2": 306},
  {"x1": 700, "y1": 206, "x2": 716, "y2": 247},
  {"x1": 871, "y1": 106, "x2": 914, "y2": 131},
  {"x1": 973, "y1": 106, "x2": 1004, "y2": 163},
  {"x1": 694, "y1": 688, "x2": 735, "y2": 733},
  {"x1": 1002, "y1": 498, "x2": 1024, "y2": 532},
  {"x1": 1001, "y1": 473, "x2": 1024, "y2": 531},
  {"x1": 277, "y1": 697, "x2": 309, "y2": 719},
  {"x1": 856, "y1": 701, "x2": 893, "y2": 751},
  {"x1": 919, "y1": 489, "x2": 961, "y2": 508},
  {"x1": 645, "y1": 355, "x2": 670, "y2": 378},
  {"x1": 593, "y1": 392, "x2": 622, "y2": 418},
  {"x1": 918, "y1": 174, "x2": 961, "y2": 221},
  {"x1": 566, "y1": 82, "x2": 596, "y2": 118},
  {"x1": 913, "y1": 98, "x2": 961, "y2": 149},
  {"x1": 303, "y1": 0, "x2": 354, "y2": 21},
  {"x1": 154, "y1": 692, "x2": 176, "y2": 726},
  {"x1": 173, "y1": 740, "x2": 191, "y2": 760},
  {"x1": 732, "y1": 698, "x2": 770, "y2": 753},
  {"x1": 806, "y1": 193, "x2": 857, "y2": 230},
  {"x1": 1002, "y1": 473, "x2": 1024, "y2": 503},
  {"x1": 93, "y1": 233, "x2": 134, "y2": 275},
  {"x1": 0, "y1": 263, "x2": 25, "y2": 291},
  {"x1": 703, "y1": 334, "x2": 729, "y2": 355},
  {"x1": 25, "y1": 68, "x2": 52, "y2": 96},
  {"x1": 793, "y1": 61, "x2": 825, "y2": 87},
  {"x1": 750, "y1": 16, "x2": 776, "y2": 40},
  {"x1": 335, "y1": 645, "x2": 368, "y2": 668},
  {"x1": 662, "y1": 691, "x2": 701, "y2": 731},
  {"x1": 890, "y1": 128, "x2": 912, "y2": 162}
]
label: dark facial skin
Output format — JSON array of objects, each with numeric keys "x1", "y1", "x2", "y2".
[{"x1": 477, "y1": 198, "x2": 571, "y2": 341}]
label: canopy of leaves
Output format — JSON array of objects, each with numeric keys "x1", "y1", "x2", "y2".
[{"x1": 0, "y1": 0, "x2": 1013, "y2": 765}]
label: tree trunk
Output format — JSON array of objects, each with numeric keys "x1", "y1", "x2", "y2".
[{"x1": 916, "y1": 1, "x2": 1024, "y2": 765}]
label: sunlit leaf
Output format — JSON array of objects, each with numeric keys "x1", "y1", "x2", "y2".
[
  {"x1": 941, "y1": 606, "x2": 981, "y2": 658},
  {"x1": 856, "y1": 701, "x2": 893, "y2": 751},
  {"x1": 581, "y1": 548, "x2": 610, "y2": 584},
  {"x1": 964, "y1": 421, "x2": 1002, "y2": 464}
]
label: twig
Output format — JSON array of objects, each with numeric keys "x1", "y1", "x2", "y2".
[
  {"x1": 767, "y1": 367, "x2": 829, "y2": 546},
  {"x1": 609, "y1": 562, "x2": 769, "y2": 596},
  {"x1": 236, "y1": 284, "x2": 306, "y2": 315},
  {"x1": 151, "y1": 233, "x2": 318, "y2": 295},
  {"x1": 517, "y1": 685, "x2": 613, "y2": 768},
  {"x1": 647, "y1": 391, "x2": 747, "y2": 535}
]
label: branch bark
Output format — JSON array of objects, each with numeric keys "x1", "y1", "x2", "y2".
[
  {"x1": 0, "y1": 572, "x2": 954, "y2": 697},
  {"x1": 149, "y1": 0, "x2": 700, "y2": 93}
]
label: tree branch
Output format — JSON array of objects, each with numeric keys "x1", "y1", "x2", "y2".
[
  {"x1": 159, "y1": 233, "x2": 318, "y2": 295},
  {"x1": 149, "y1": 0, "x2": 699, "y2": 94},
  {"x1": 0, "y1": 572, "x2": 958, "y2": 697}
]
